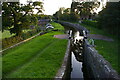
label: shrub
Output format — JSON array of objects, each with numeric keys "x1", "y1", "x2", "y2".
[
  {"x1": 59, "y1": 13, "x2": 79, "y2": 22},
  {"x1": 2, "y1": 36, "x2": 23, "y2": 49},
  {"x1": 2, "y1": 27, "x2": 41, "y2": 49}
]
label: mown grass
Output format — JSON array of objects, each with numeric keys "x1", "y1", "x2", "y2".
[
  {"x1": 3, "y1": 33, "x2": 57, "y2": 77},
  {"x1": 94, "y1": 40, "x2": 119, "y2": 73},
  {"x1": 7, "y1": 39, "x2": 67, "y2": 78},
  {"x1": 51, "y1": 22, "x2": 65, "y2": 31},
  {"x1": 3, "y1": 22, "x2": 68, "y2": 78},
  {"x1": 81, "y1": 23, "x2": 120, "y2": 74}
]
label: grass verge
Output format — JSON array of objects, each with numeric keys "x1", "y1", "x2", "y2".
[
  {"x1": 7, "y1": 39, "x2": 67, "y2": 78},
  {"x1": 3, "y1": 22, "x2": 68, "y2": 78}
]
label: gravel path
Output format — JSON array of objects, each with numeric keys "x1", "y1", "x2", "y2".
[{"x1": 54, "y1": 34, "x2": 68, "y2": 39}]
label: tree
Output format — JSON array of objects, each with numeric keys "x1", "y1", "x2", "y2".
[
  {"x1": 63, "y1": 8, "x2": 70, "y2": 14},
  {"x1": 53, "y1": 7, "x2": 79, "y2": 22},
  {"x1": 2, "y1": 1, "x2": 43, "y2": 36},
  {"x1": 97, "y1": 2, "x2": 120, "y2": 35},
  {"x1": 71, "y1": 2, "x2": 100, "y2": 20},
  {"x1": 53, "y1": 8, "x2": 63, "y2": 20}
]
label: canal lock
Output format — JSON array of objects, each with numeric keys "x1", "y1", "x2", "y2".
[
  {"x1": 55, "y1": 24, "x2": 91, "y2": 80},
  {"x1": 55, "y1": 21, "x2": 120, "y2": 80},
  {"x1": 69, "y1": 30, "x2": 84, "y2": 80},
  {"x1": 64, "y1": 28, "x2": 86, "y2": 80}
]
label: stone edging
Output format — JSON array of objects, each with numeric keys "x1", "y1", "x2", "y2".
[{"x1": 54, "y1": 40, "x2": 71, "y2": 79}]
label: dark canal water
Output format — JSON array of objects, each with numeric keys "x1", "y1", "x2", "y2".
[
  {"x1": 70, "y1": 31, "x2": 84, "y2": 80},
  {"x1": 64, "y1": 26, "x2": 85, "y2": 80},
  {"x1": 70, "y1": 52, "x2": 84, "y2": 79}
]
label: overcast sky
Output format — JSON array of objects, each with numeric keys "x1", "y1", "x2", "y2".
[
  {"x1": 20, "y1": 0, "x2": 72, "y2": 15},
  {"x1": 19, "y1": 0, "x2": 112, "y2": 15},
  {"x1": 43, "y1": 0, "x2": 72, "y2": 15}
]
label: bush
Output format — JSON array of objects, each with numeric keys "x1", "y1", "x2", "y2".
[
  {"x1": 2, "y1": 36, "x2": 23, "y2": 49},
  {"x1": 59, "y1": 13, "x2": 79, "y2": 22},
  {"x1": 97, "y1": 2, "x2": 120, "y2": 36},
  {"x1": 2, "y1": 28, "x2": 40, "y2": 49}
]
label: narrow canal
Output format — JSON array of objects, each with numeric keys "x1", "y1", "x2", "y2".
[
  {"x1": 70, "y1": 52, "x2": 83, "y2": 79},
  {"x1": 64, "y1": 26, "x2": 85, "y2": 80},
  {"x1": 70, "y1": 30, "x2": 84, "y2": 80}
]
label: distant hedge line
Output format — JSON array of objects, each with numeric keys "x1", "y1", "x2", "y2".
[{"x1": 2, "y1": 29, "x2": 41, "y2": 49}]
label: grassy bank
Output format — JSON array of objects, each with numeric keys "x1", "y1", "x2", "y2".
[
  {"x1": 3, "y1": 22, "x2": 68, "y2": 78},
  {"x1": 81, "y1": 23, "x2": 120, "y2": 74}
]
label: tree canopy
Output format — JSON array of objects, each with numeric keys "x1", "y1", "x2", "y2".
[
  {"x1": 2, "y1": 1, "x2": 43, "y2": 36},
  {"x1": 53, "y1": 1, "x2": 100, "y2": 22},
  {"x1": 53, "y1": 7, "x2": 79, "y2": 22},
  {"x1": 97, "y1": 2, "x2": 120, "y2": 36},
  {"x1": 71, "y1": 2, "x2": 100, "y2": 19}
]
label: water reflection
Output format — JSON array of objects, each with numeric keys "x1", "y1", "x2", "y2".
[
  {"x1": 71, "y1": 31, "x2": 84, "y2": 62},
  {"x1": 63, "y1": 26, "x2": 88, "y2": 80},
  {"x1": 70, "y1": 30, "x2": 84, "y2": 80},
  {"x1": 71, "y1": 52, "x2": 84, "y2": 80},
  {"x1": 73, "y1": 31, "x2": 84, "y2": 44}
]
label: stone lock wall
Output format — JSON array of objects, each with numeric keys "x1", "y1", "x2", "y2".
[
  {"x1": 54, "y1": 40, "x2": 71, "y2": 80},
  {"x1": 83, "y1": 40, "x2": 120, "y2": 79},
  {"x1": 57, "y1": 21, "x2": 120, "y2": 79}
]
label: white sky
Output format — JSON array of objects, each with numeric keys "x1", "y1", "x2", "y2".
[
  {"x1": 20, "y1": 0, "x2": 108, "y2": 15},
  {"x1": 43, "y1": 0, "x2": 72, "y2": 15},
  {"x1": 20, "y1": 0, "x2": 72, "y2": 15}
]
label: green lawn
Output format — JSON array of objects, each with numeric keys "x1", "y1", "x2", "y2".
[
  {"x1": 81, "y1": 23, "x2": 120, "y2": 74},
  {"x1": 3, "y1": 22, "x2": 68, "y2": 78},
  {"x1": 51, "y1": 22, "x2": 65, "y2": 31}
]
